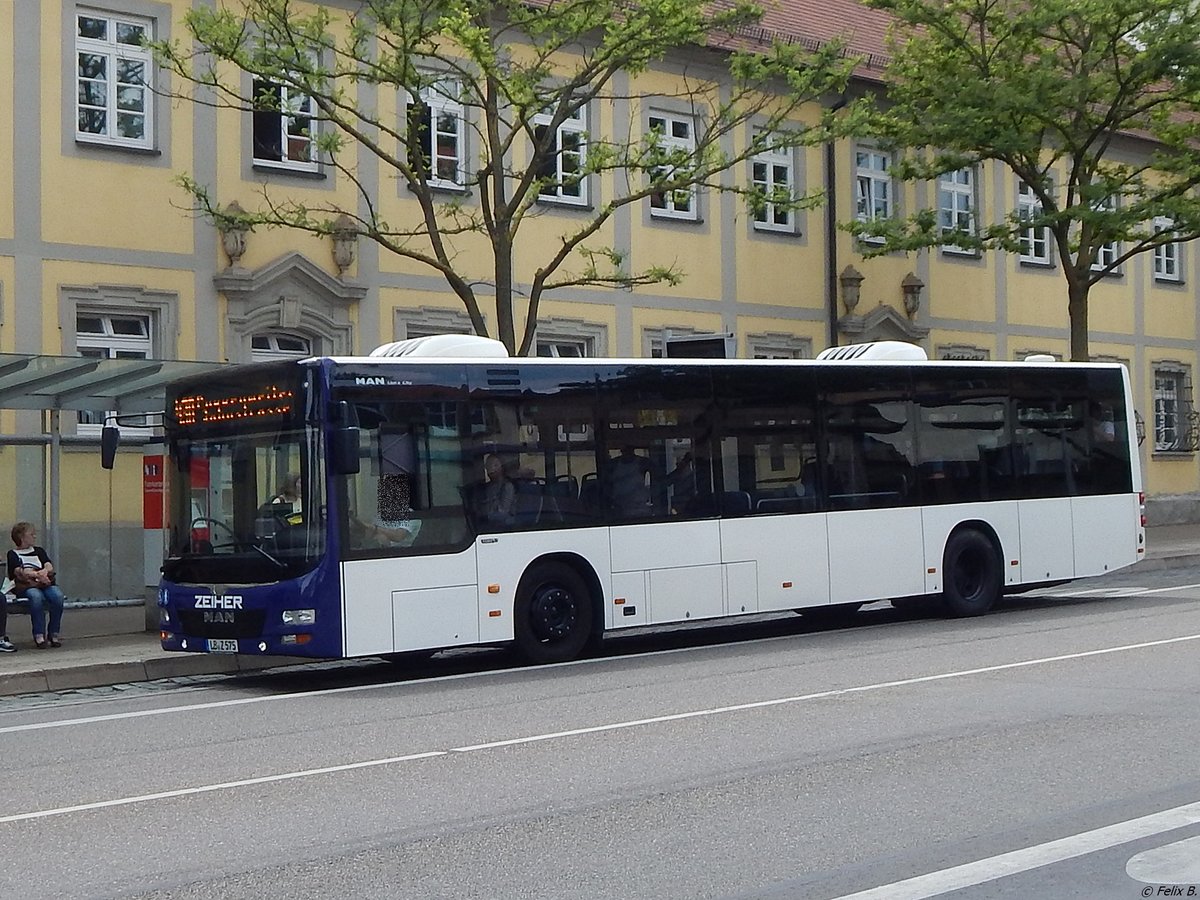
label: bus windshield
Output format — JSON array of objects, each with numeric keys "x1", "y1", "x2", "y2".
[{"x1": 161, "y1": 365, "x2": 324, "y2": 584}]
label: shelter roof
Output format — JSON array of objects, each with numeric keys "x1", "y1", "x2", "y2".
[{"x1": 0, "y1": 353, "x2": 228, "y2": 414}]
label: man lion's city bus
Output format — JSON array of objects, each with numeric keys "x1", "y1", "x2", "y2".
[{"x1": 111, "y1": 337, "x2": 1144, "y2": 665}]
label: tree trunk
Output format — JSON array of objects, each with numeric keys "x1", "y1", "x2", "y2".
[
  {"x1": 494, "y1": 234, "x2": 516, "y2": 354},
  {"x1": 1067, "y1": 277, "x2": 1090, "y2": 362}
]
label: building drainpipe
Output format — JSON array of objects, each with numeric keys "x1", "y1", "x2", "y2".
[
  {"x1": 49, "y1": 409, "x2": 61, "y2": 562},
  {"x1": 824, "y1": 95, "x2": 849, "y2": 351}
]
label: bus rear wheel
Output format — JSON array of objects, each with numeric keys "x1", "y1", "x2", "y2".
[
  {"x1": 514, "y1": 561, "x2": 595, "y2": 664},
  {"x1": 941, "y1": 529, "x2": 1001, "y2": 617}
]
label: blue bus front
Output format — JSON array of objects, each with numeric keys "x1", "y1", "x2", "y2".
[{"x1": 158, "y1": 361, "x2": 344, "y2": 658}]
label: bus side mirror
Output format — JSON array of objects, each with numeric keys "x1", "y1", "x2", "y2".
[
  {"x1": 332, "y1": 427, "x2": 360, "y2": 474},
  {"x1": 100, "y1": 425, "x2": 119, "y2": 469}
]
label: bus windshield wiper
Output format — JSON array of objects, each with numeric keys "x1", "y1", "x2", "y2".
[{"x1": 251, "y1": 543, "x2": 287, "y2": 571}]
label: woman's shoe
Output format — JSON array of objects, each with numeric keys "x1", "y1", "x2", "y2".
[
  {"x1": 34, "y1": 639, "x2": 48, "y2": 650},
  {"x1": 49, "y1": 636, "x2": 62, "y2": 648}
]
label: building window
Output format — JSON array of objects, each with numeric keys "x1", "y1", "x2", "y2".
[
  {"x1": 938, "y1": 167, "x2": 976, "y2": 252},
  {"x1": 1017, "y1": 181, "x2": 1051, "y2": 265},
  {"x1": 408, "y1": 78, "x2": 465, "y2": 189},
  {"x1": 534, "y1": 105, "x2": 587, "y2": 204},
  {"x1": 1091, "y1": 195, "x2": 1120, "y2": 271},
  {"x1": 1154, "y1": 366, "x2": 1193, "y2": 452},
  {"x1": 648, "y1": 113, "x2": 697, "y2": 219},
  {"x1": 751, "y1": 138, "x2": 794, "y2": 232},
  {"x1": 251, "y1": 333, "x2": 311, "y2": 362},
  {"x1": 76, "y1": 312, "x2": 152, "y2": 430},
  {"x1": 252, "y1": 77, "x2": 317, "y2": 171},
  {"x1": 936, "y1": 344, "x2": 991, "y2": 361},
  {"x1": 536, "y1": 338, "x2": 590, "y2": 358},
  {"x1": 854, "y1": 148, "x2": 892, "y2": 235},
  {"x1": 75, "y1": 9, "x2": 153, "y2": 148},
  {"x1": 747, "y1": 333, "x2": 811, "y2": 359},
  {"x1": 1154, "y1": 217, "x2": 1181, "y2": 282}
]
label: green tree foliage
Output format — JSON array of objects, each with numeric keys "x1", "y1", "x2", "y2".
[
  {"x1": 854, "y1": 0, "x2": 1200, "y2": 360},
  {"x1": 155, "y1": 0, "x2": 860, "y2": 354}
]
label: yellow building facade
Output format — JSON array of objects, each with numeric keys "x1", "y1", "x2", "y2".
[{"x1": 1, "y1": 0, "x2": 1197, "y2": 600}]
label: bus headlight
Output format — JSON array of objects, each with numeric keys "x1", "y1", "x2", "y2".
[{"x1": 281, "y1": 609, "x2": 316, "y2": 626}]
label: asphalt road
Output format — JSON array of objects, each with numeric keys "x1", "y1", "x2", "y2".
[{"x1": 2, "y1": 565, "x2": 1199, "y2": 900}]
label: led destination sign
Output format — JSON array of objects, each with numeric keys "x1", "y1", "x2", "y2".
[{"x1": 175, "y1": 386, "x2": 295, "y2": 426}]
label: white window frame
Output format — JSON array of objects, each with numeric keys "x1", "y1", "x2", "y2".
[
  {"x1": 751, "y1": 137, "x2": 795, "y2": 232},
  {"x1": 535, "y1": 318, "x2": 607, "y2": 358},
  {"x1": 1091, "y1": 195, "x2": 1120, "y2": 272},
  {"x1": 854, "y1": 148, "x2": 892, "y2": 238},
  {"x1": 252, "y1": 76, "x2": 318, "y2": 172},
  {"x1": 938, "y1": 167, "x2": 977, "y2": 254},
  {"x1": 1153, "y1": 365, "x2": 1192, "y2": 453},
  {"x1": 1017, "y1": 180, "x2": 1051, "y2": 265},
  {"x1": 75, "y1": 8, "x2": 154, "y2": 149},
  {"x1": 648, "y1": 112, "x2": 698, "y2": 220},
  {"x1": 76, "y1": 312, "x2": 153, "y2": 434},
  {"x1": 408, "y1": 77, "x2": 466, "y2": 190},
  {"x1": 1153, "y1": 216, "x2": 1181, "y2": 282},
  {"x1": 251, "y1": 333, "x2": 311, "y2": 362},
  {"x1": 534, "y1": 105, "x2": 587, "y2": 205}
]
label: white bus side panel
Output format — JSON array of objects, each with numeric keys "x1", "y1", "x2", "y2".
[
  {"x1": 720, "y1": 515, "x2": 829, "y2": 611},
  {"x1": 920, "y1": 503, "x2": 1021, "y2": 594},
  {"x1": 1017, "y1": 498, "x2": 1075, "y2": 582},
  {"x1": 827, "y1": 508, "x2": 925, "y2": 604},
  {"x1": 611, "y1": 521, "x2": 724, "y2": 626},
  {"x1": 475, "y1": 527, "x2": 612, "y2": 640},
  {"x1": 341, "y1": 547, "x2": 478, "y2": 657},
  {"x1": 1071, "y1": 494, "x2": 1140, "y2": 576}
]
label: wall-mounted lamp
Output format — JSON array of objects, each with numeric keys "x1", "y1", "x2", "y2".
[
  {"x1": 331, "y1": 213, "x2": 358, "y2": 275},
  {"x1": 839, "y1": 265, "x2": 864, "y2": 313},
  {"x1": 901, "y1": 272, "x2": 924, "y2": 317},
  {"x1": 218, "y1": 201, "x2": 249, "y2": 268}
]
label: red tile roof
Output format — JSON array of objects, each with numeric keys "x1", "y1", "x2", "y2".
[{"x1": 718, "y1": 0, "x2": 895, "y2": 81}]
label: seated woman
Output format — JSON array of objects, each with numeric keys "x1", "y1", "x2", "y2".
[{"x1": 7, "y1": 521, "x2": 66, "y2": 649}]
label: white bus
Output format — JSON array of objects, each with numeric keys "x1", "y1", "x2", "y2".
[{"x1": 128, "y1": 338, "x2": 1143, "y2": 664}]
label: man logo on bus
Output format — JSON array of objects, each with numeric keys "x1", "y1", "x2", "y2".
[{"x1": 194, "y1": 594, "x2": 243, "y2": 609}]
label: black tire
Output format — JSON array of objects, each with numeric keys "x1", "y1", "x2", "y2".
[
  {"x1": 941, "y1": 529, "x2": 1001, "y2": 617},
  {"x1": 514, "y1": 561, "x2": 595, "y2": 664}
]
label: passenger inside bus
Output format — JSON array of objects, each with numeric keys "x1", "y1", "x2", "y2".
[
  {"x1": 353, "y1": 473, "x2": 421, "y2": 547},
  {"x1": 607, "y1": 446, "x2": 652, "y2": 516},
  {"x1": 474, "y1": 453, "x2": 517, "y2": 525}
]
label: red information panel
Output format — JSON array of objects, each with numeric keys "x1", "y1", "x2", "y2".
[{"x1": 143, "y1": 455, "x2": 164, "y2": 529}]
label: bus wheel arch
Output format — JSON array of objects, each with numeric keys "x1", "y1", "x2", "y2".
[
  {"x1": 940, "y1": 522, "x2": 1003, "y2": 617},
  {"x1": 513, "y1": 554, "x2": 602, "y2": 664}
]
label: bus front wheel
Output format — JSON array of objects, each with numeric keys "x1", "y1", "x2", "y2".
[
  {"x1": 514, "y1": 561, "x2": 595, "y2": 664},
  {"x1": 941, "y1": 529, "x2": 1001, "y2": 617}
]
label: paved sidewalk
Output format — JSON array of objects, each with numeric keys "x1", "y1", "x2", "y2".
[{"x1": 2, "y1": 523, "x2": 1197, "y2": 698}]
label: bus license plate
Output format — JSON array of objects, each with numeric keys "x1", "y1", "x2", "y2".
[{"x1": 207, "y1": 639, "x2": 238, "y2": 653}]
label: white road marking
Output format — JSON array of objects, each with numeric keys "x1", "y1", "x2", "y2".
[
  {"x1": 1044, "y1": 581, "x2": 1200, "y2": 598},
  {"x1": 1126, "y1": 833, "x2": 1200, "y2": 883},
  {"x1": 1, "y1": 632, "x2": 1199, "y2": 823},
  {"x1": 0, "y1": 751, "x2": 446, "y2": 824},
  {"x1": 826, "y1": 801, "x2": 1200, "y2": 900}
]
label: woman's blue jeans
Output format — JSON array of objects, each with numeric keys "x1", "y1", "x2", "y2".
[{"x1": 23, "y1": 585, "x2": 65, "y2": 637}]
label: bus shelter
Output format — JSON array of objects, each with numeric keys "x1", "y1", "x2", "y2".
[{"x1": 0, "y1": 353, "x2": 227, "y2": 571}]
